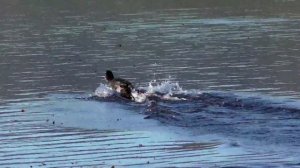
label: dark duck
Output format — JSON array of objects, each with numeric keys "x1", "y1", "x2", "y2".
[{"x1": 105, "y1": 70, "x2": 134, "y2": 100}]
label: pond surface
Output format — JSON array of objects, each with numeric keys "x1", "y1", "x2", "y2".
[{"x1": 0, "y1": 0, "x2": 300, "y2": 167}]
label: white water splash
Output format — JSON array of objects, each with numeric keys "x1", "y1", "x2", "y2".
[
  {"x1": 140, "y1": 80, "x2": 186, "y2": 101},
  {"x1": 131, "y1": 91, "x2": 147, "y2": 103},
  {"x1": 94, "y1": 83, "x2": 114, "y2": 97},
  {"x1": 95, "y1": 80, "x2": 191, "y2": 102},
  {"x1": 144, "y1": 80, "x2": 183, "y2": 94}
]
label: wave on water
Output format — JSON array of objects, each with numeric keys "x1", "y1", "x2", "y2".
[
  {"x1": 92, "y1": 80, "x2": 300, "y2": 148},
  {"x1": 93, "y1": 80, "x2": 300, "y2": 116}
]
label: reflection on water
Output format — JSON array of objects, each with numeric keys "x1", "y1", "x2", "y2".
[{"x1": 1, "y1": 0, "x2": 300, "y2": 167}]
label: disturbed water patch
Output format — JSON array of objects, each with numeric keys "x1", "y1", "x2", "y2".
[{"x1": 1, "y1": 89, "x2": 299, "y2": 167}]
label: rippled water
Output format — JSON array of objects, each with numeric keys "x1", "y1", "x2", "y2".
[{"x1": 1, "y1": 0, "x2": 300, "y2": 167}]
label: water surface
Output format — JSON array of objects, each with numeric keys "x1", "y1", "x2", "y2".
[{"x1": 1, "y1": 0, "x2": 300, "y2": 167}]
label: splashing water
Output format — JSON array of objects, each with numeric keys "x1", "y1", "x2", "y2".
[
  {"x1": 94, "y1": 83, "x2": 114, "y2": 97},
  {"x1": 140, "y1": 80, "x2": 185, "y2": 101},
  {"x1": 144, "y1": 80, "x2": 183, "y2": 94},
  {"x1": 94, "y1": 80, "x2": 187, "y2": 103}
]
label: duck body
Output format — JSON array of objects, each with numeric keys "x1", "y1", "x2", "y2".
[{"x1": 106, "y1": 70, "x2": 134, "y2": 100}]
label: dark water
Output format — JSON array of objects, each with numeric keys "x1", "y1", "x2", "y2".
[{"x1": 1, "y1": 0, "x2": 300, "y2": 167}]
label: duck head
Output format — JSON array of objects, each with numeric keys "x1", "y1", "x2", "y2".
[{"x1": 105, "y1": 70, "x2": 114, "y2": 81}]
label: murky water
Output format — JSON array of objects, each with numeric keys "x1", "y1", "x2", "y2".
[{"x1": 1, "y1": 0, "x2": 300, "y2": 167}]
